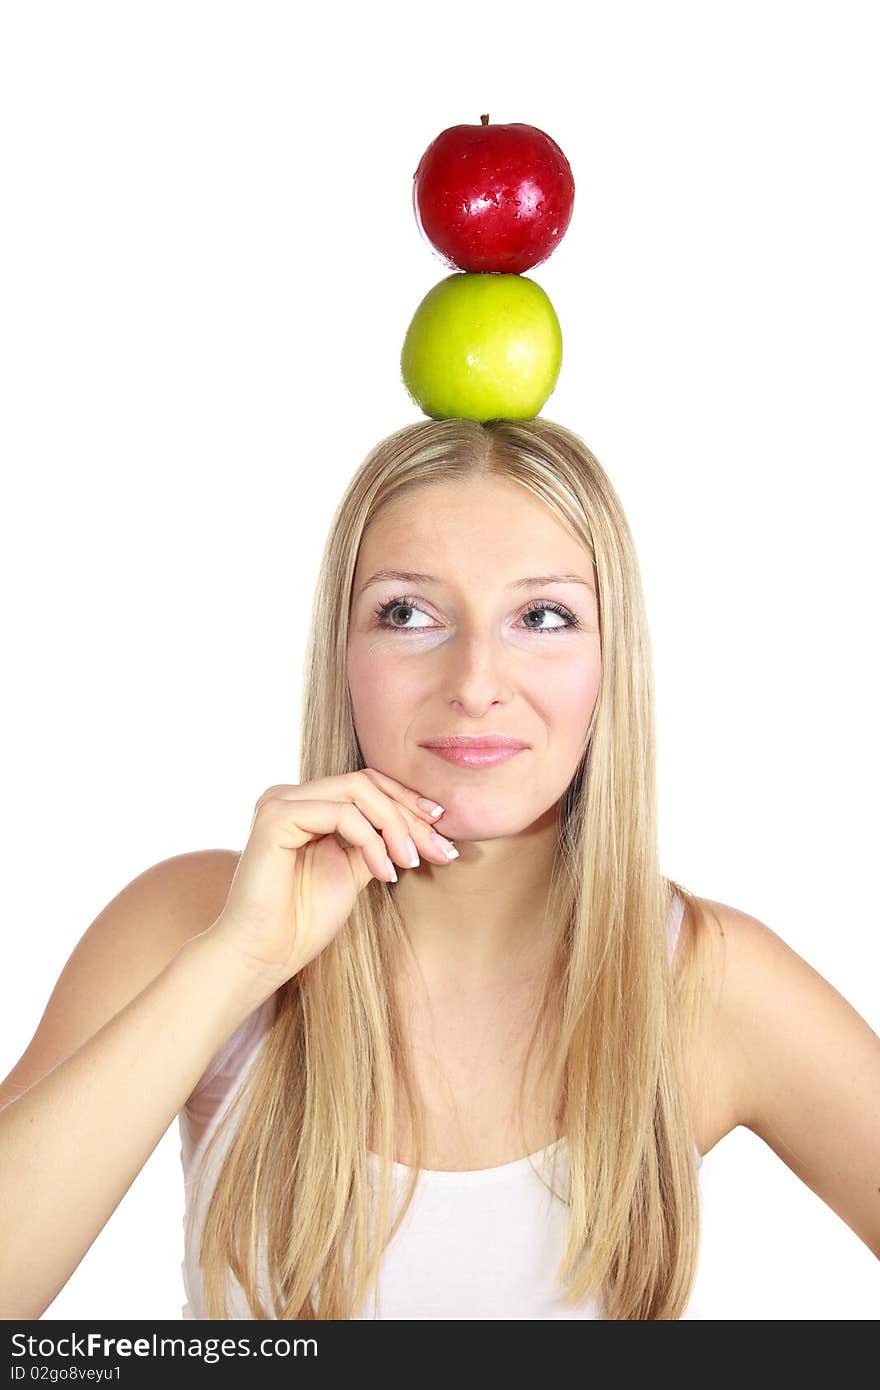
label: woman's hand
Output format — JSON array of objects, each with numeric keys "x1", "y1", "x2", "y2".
[{"x1": 206, "y1": 767, "x2": 457, "y2": 986}]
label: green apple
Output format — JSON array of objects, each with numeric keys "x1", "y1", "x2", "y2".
[{"x1": 400, "y1": 272, "x2": 562, "y2": 422}]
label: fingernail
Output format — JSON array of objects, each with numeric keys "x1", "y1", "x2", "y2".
[
  {"x1": 430, "y1": 829, "x2": 459, "y2": 859},
  {"x1": 404, "y1": 836, "x2": 420, "y2": 868},
  {"x1": 416, "y1": 797, "x2": 445, "y2": 817},
  {"x1": 385, "y1": 857, "x2": 398, "y2": 883}
]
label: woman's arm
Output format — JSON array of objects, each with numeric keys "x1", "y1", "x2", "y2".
[
  {"x1": 0, "y1": 850, "x2": 271, "y2": 1320},
  {"x1": 0, "y1": 933, "x2": 273, "y2": 1319},
  {"x1": 710, "y1": 899, "x2": 880, "y2": 1259}
]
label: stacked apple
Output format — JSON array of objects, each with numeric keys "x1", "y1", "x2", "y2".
[{"x1": 400, "y1": 114, "x2": 575, "y2": 422}]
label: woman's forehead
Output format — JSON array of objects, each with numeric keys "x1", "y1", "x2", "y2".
[{"x1": 357, "y1": 481, "x2": 592, "y2": 578}]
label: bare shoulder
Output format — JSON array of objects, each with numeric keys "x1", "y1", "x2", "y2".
[
  {"x1": 0, "y1": 847, "x2": 243, "y2": 1111},
  {"x1": 675, "y1": 894, "x2": 740, "y2": 1157},
  {"x1": 95, "y1": 846, "x2": 243, "y2": 955},
  {"x1": 153, "y1": 846, "x2": 242, "y2": 920},
  {"x1": 685, "y1": 895, "x2": 880, "y2": 1258}
]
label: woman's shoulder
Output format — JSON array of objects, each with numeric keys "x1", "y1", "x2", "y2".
[
  {"x1": 177, "y1": 846, "x2": 242, "y2": 903},
  {"x1": 674, "y1": 893, "x2": 753, "y2": 1157},
  {"x1": 687, "y1": 895, "x2": 880, "y2": 1255},
  {"x1": 679, "y1": 892, "x2": 846, "y2": 1151}
]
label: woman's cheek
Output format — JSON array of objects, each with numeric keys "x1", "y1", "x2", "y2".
[
  {"x1": 542, "y1": 656, "x2": 601, "y2": 728},
  {"x1": 348, "y1": 642, "x2": 417, "y2": 730}
]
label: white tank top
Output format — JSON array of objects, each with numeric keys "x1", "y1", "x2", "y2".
[{"x1": 179, "y1": 892, "x2": 701, "y2": 1319}]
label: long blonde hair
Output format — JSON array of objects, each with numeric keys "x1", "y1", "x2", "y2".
[{"x1": 193, "y1": 417, "x2": 719, "y2": 1319}]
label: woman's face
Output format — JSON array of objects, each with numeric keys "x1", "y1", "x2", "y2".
[{"x1": 346, "y1": 476, "x2": 602, "y2": 841}]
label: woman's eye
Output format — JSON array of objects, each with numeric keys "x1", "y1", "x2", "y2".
[
  {"x1": 373, "y1": 595, "x2": 578, "y2": 635},
  {"x1": 521, "y1": 606, "x2": 569, "y2": 631},
  {"x1": 379, "y1": 600, "x2": 433, "y2": 631}
]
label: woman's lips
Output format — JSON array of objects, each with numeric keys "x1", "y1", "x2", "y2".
[{"x1": 422, "y1": 745, "x2": 526, "y2": 768}]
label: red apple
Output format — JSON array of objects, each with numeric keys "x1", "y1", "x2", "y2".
[{"x1": 413, "y1": 114, "x2": 575, "y2": 274}]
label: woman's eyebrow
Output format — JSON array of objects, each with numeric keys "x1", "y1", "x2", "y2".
[{"x1": 357, "y1": 569, "x2": 596, "y2": 596}]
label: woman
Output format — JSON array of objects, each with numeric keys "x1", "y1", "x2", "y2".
[
  {"x1": 178, "y1": 416, "x2": 879, "y2": 1319},
  {"x1": 2, "y1": 417, "x2": 876, "y2": 1321}
]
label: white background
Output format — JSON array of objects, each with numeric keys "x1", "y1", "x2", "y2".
[{"x1": 1, "y1": 0, "x2": 877, "y2": 1320}]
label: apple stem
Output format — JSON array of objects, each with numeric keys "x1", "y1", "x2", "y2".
[{"x1": 480, "y1": 113, "x2": 489, "y2": 125}]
